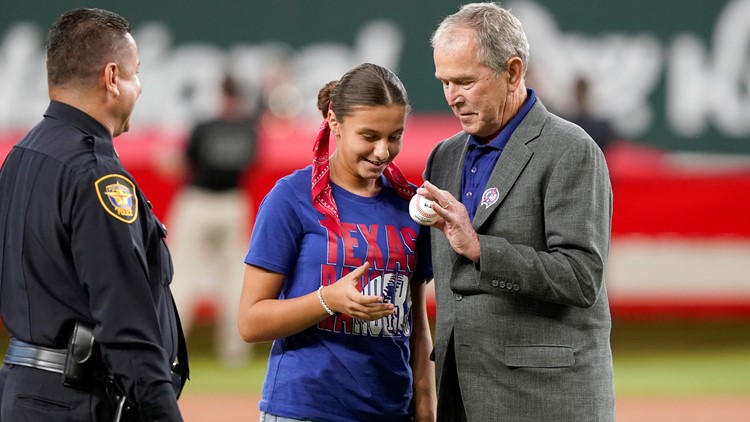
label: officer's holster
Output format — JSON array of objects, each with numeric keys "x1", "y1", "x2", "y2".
[{"x1": 62, "y1": 321, "x2": 98, "y2": 389}]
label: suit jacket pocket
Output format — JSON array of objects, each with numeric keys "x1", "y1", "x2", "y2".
[
  {"x1": 449, "y1": 254, "x2": 482, "y2": 293},
  {"x1": 504, "y1": 345, "x2": 574, "y2": 368}
]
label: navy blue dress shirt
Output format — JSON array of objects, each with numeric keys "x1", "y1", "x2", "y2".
[{"x1": 462, "y1": 89, "x2": 537, "y2": 221}]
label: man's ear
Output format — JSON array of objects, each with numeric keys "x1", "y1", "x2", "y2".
[
  {"x1": 104, "y1": 62, "x2": 119, "y2": 97},
  {"x1": 327, "y1": 109, "x2": 340, "y2": 136},
  {"x1": 506, "y1": 57, "x2": 524, "y2": 92}
]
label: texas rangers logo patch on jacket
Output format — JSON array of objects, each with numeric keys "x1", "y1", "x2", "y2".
[
  {"x1": 481, "y1": 187, "x2": 500, "y2": 208},
  {"x1": 95, "y1": 174, "x2": 138, "y2": 223}
]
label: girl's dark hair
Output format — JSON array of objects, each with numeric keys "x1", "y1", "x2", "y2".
[
  {"x1": 46, "y1": 8, "x2": 132, "y2": 87},
  {"x1": 316, "y1": 63, "x2": 410, "y2": 120}
]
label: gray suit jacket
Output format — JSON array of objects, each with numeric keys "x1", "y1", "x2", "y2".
[{"x1": 424, "y1": 100, "x2": 615, "y2": 421}]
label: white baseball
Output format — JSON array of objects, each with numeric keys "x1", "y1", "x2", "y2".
[{"x1": 409, "y1": 194, "x2": 439, "y2": 226}]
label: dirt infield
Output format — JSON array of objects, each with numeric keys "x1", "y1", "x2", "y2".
[
  {"x1": 179, "y1": 393, "x2": 750, "y2": 421},
  {"x1": 617, "y1": 397, "x2": 750, "y2": 421},
  {"x1": 179, "y1": 394, "x2": 257, "y2": 421}
]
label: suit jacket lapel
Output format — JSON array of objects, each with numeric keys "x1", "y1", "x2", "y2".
[
  {"x1": 443, "y1": 134, "x2": 469, "y2": 201},
  {"x1": 471, "y1": 100, "x2": 547, "y2": 230}
]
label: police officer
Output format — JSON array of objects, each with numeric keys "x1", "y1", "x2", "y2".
[{"x1": 0, "y1": 8, "x2": 187, "y2": 421}]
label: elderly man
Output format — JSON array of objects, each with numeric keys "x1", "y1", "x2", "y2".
[{"x1": 419, "y1": 3, "x2": 615, "y2": 421}]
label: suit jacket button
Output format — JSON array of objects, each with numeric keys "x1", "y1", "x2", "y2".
[
  {"x1": 491, "y1": 279, "x2": 499, "y2": 287},
  {"x1": 455, "y1": 293, "x2": 463, "y2": 301},
  {"x1": 513, "y1": 284, "x2": 520, "y2": 291},
  {"x1": 499, "y1": 281, "x2": 506, "y2": 288},
  {"x1": 506, "y1": 283, "x2": 513, "y2": 290}
]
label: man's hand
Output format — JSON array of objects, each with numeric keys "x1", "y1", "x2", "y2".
[{"x1": 418, "y1": 181, "x2": 480, "y2": 262}]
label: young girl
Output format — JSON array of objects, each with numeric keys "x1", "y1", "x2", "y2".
[{"x1": 238, "y1": 63, "x2": 435, "y2": 421}]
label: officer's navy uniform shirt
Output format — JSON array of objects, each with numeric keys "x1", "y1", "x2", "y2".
[
  {"x1": 462, "y1": 89, "x2": 537, "y2": 220},
  {"x1": 0, "y1": 101, "x2": 182, "y2": 419}
]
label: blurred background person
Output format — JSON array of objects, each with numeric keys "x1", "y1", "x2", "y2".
[
  {"x1": 568, "y1": 75, "x2": 618, "y2": 155},
  {"x1": 167, "y1": 73, "x2": 258, "y2": 368}
]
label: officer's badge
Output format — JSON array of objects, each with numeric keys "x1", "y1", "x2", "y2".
[{"x1": 95, "y1": 174, "x2": 138, "y2": 223}]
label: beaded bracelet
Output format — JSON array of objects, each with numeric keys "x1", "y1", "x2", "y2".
[{"x1": 317, "y1": 285, "x2": 336, "y2": 316}]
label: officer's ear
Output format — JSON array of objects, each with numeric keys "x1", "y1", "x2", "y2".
[{"x1": 104, "y1": 62, "x2": 120, "y2": 97}]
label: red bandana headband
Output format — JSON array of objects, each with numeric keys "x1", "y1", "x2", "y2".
[{"x1": 312, "y1": 116, "x2": 414, "y2": 237}]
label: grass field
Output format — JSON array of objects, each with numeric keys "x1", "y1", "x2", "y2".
[
  {"x1": 184, "y1": 319, "x2": 750, "y2": 396},
  {"x1": 611, "y1": 319, "x2": 750, "y2": 396},
  {"x1": 2, "y1": 319, "x2": 748, "y2": 420},
  {"x1": 1, "y1": 319, "x2": 747, "y2": 396}
]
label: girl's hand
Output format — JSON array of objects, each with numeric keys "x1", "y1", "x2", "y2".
[{"x1": 322, "y1": 262, "x2": 394, "y2": 320}]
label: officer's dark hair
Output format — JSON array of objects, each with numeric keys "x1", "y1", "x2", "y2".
[
  {"x1": 46, "y1": 8, "x2": 132, "y2": 87},
  {"x1": 316, "y1": 63, "x2": 410, "y2": 120}
]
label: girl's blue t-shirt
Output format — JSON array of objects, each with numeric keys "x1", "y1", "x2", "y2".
[{"x1": 245, "y1": 166, "x2": 432, "y2": 422}]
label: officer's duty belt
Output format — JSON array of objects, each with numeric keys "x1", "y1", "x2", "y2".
[{"x1": 3, "y1": 338, "x2": 67, "y2": 374}]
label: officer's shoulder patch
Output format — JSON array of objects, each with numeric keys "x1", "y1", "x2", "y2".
[{"x1": 95, "y1": 174, "x2": 138, "y2": 224}]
